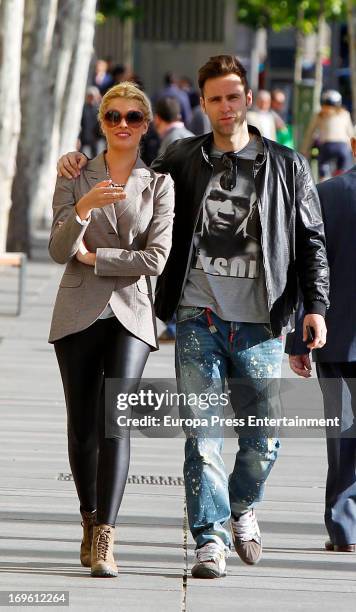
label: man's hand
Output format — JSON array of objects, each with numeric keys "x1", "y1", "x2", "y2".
[
  {"x1": 57, "y1": 151, "x2": 88, "y2": 178},
  {"x1": 302, "y1": 313, "x2": 327, "y2": 350},
  {"x1": 289, "y1": 354, "x2": 312, "y2": 378}
]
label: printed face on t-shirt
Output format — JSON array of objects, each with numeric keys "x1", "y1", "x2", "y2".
[
  {"x1": 190, "y1": 157, "x2": 261, "y2": 277},
  {"x1": 205, "y1": 187, "x2": 252, "y2": 239}
]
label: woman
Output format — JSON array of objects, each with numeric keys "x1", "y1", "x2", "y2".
[
  {"x1": 301, "y1": 90, "x2": 354, "y2": 180},
  {"x1": 48, "y1": 82, "x2": 174, "y2": 577}
]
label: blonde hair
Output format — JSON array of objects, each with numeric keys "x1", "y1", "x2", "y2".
[{"x1": 98, "y1": 81, "x2": 153, "y2": 125}]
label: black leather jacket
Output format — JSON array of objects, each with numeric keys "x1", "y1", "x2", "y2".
[{"x1": 151, "y1": 126, "x2": 329, "y2": 336}]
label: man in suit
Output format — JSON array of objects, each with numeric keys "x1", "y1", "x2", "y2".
[{"x1": 287, "y1": 133, "x2": 356, "y2": 552}]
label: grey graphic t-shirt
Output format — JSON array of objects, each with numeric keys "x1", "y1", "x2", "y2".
[{"x1": 181, "y1": 135, "x2": 270, "y2": 322}]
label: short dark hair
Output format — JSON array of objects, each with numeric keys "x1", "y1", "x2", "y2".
[
  {"x1": 198, "y1": 55, "x2": 250, "y2": 96},
  {"x1": 164, "y1": 71, "x2": 175, "y2": 86},
  {"x1": 155, "y1": 96, "x2": 181, "y2": 122}
]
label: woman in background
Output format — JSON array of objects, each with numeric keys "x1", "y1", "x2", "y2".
[{"x1": 301, "y1": 90, "x2": 354, "y2": 180}]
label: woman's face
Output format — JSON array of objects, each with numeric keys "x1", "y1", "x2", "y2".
[{"x1": 101, "y1": 97, "x2": 149, "y2": 153}]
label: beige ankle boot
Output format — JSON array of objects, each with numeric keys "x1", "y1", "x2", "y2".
[
  {"x1": 80, "y1": 509, "x2": 96, "y2": 567},
  {"x1": 91, "y1": 524, "x2": 118, "y2": 577}
]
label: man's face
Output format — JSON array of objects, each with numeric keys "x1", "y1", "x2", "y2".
[
  {"x1": 205, "y1": 183, "x2": 251, "y2": 239},
  {"x1": 256, "y1": 94, "x2": 271, "y2": 112},
  {"x1": 271, "y1": 93, "x2": 285, "y2": 112},
  {"x1": 200, "y1": 74, "x2": 252, "y2": 138}
]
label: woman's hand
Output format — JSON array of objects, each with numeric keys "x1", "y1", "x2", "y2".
[
  {"x1": 76, "y1": 239, "x2": 96, "y2": 266},
  {"x1": 75, "y1": 180, "x2": 126, "y2": 220}
]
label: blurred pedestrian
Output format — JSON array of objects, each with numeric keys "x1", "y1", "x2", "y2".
[
  {"x1": 111, "y1": 64, "x2": 128, "y2": 85},
  {"x1": 104, "y1": 55, "x2": 115, "y2": 76},
  {"x1": 271, "y1": 88, "x2": 294, "y2": 148},
  {"x1": 301, "y1": 90, "x2": 354, "y2": 179},
  {"x1": 271, "y1": 88, "x2": 287, "y2": 129},
  {"x1": 79, "y1": 86, "x2": 103, "y2": 158},
  {"x1": 93, "y1": 59, "x2": 114, "y2": 95},
  {"x1": 247, "y1": 90, "x2": 277, "y2": 140},
  {"x1": 154, "y1": 72, "x2": 192, "y2": 125},
  {"x1": 178, "y1": 75, "x2": 197, "y2": 107},
  {"x1": 187, "y1": 90, "x2": 211, "y2": 135},
  {"x1": 154, "y1": 96, "x2": 194, "y2": 156},
  {"x1": 140, "y1": 122, "x2": 161, "y2": 166}
]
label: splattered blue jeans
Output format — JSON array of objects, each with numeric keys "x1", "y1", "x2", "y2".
[{"x1": 175, "y1": 306, "x2": 284, "y2": 550}]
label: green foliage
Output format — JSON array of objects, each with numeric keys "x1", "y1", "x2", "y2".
[
  {"x1": 236, "y1": 0, "x2": 346, "y2": 33},
  {"x1": 97, "y1": 0, "x2": 143, "y2": 22}
]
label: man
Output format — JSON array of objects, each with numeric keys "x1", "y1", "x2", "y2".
[
  {"x1": 79, "y1": 87, "x2": 103, "y2": 158},
  {"x1": 57, "y1": 54, "x2": 329, "y2": 578},
  {"x1": 287, "y1": 134, "x2": 356, "y2": 553},
  {"x1": 178, "y1": 76, "x2": 211, "y2": 134},
  {"x1": 93, "y1": 59, "x2": 114, "y2": 96},
  {"x1": 271, "y1": 88, "x2": 287, "y2": 131},
  {"x1": 153, "y1": 72, "x2": 192, "y2": 125},
  {"x1": 247, "y1": 90, "x2": 277, "y2": 140},
  {"x1": 154, "y1": 97, "x2": 194, "y2": 157}
]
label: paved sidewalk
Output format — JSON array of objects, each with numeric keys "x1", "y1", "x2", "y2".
[{"x1": 0, "y1": 254, "x2": 355, "y2": 612}]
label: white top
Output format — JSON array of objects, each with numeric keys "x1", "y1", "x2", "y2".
[{"x1": 302, "y1": 108, "x2": 355, "y2": 154}]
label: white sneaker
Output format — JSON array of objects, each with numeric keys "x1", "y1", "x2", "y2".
[
  {"x1": 191, "y1": 541, "x2": 228, "y2": 578},
  {"x1": 230, "y1": 509, "x2": 262, "y2": 565}
]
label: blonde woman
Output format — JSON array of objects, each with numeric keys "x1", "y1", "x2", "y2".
[
  {"x1": 301, "y1": 90, "x2": 354, "y2": 179},
  {"x1": 48, "y1": 83, "x2": 174, "y2": 577}
]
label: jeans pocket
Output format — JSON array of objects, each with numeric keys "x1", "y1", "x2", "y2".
[{"x1": 176, "y1": 306, "x2": 205, "y2": 323}]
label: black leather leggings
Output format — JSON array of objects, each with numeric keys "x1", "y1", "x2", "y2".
[{"x1": 54, "y1": 317, "x2": 151, "y2": 526}]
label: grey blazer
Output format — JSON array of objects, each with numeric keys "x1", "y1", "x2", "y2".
[{"x1": 48, "y1": 152, "x2": 175, "y2": 349}]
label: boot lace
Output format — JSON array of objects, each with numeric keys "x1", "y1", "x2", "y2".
[{"x1": 95, "y1": 528, "x2": 111, "y2": 560}]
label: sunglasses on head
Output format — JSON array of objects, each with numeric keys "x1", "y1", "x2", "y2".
[{"x1": 103, "y1": 109, "x2": 145, "y2": 128}]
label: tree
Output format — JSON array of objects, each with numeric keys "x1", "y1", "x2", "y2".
[
  {"x1": 6, "y1": 0, "x2": 59, "y2": 254},
  {"x1": 6, "y1": 0, "x2": 97, "y2": 254},
  {"x1": 97, "y1": 0, "x2": 142, "y2": 21},
  {"x1": 30, "y1": 0, "x2": 97, "y2": 230},
  {"x1": 0, "y1": 0, "x2": 24, "y2": 253},
  {"x1": 237, "y1": 0, "x2": 345, "y2": 104},
  {"x1": 97, "y1": 0, "x2": 143, "y2": 70},
  {"x1": 236, "y1": 0, "x2": 345, "y2": 147}
]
